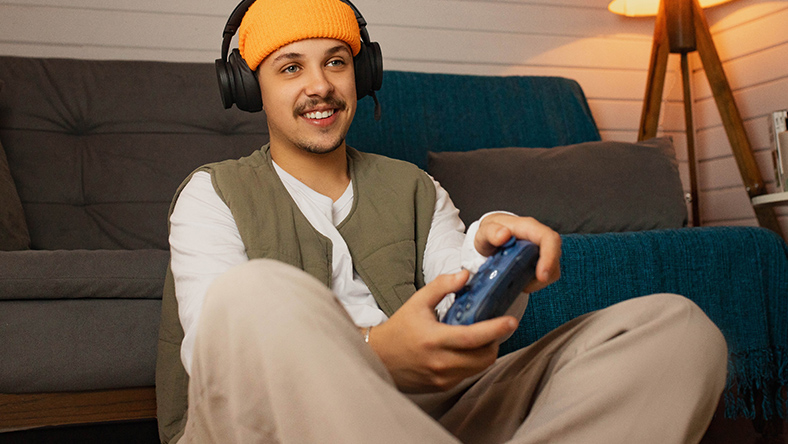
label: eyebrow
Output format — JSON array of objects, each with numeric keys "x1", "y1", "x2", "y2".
[{"x1": 270, "y1": 44, "x2": 351, "y2": 65}]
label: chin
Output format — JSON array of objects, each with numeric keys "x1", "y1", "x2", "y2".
[{"x1": 299, "y1": 138, "x2": 345, "y2": 155}]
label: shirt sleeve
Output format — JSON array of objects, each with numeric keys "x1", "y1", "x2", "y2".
[
  {"x1": 169, "y1": 171, "x2": 248, "y2": 375},
  {"x1": 423, "y1": 176, "x2": 500, "y2": 319}
]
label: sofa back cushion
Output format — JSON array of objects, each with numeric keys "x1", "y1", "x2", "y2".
[
  {"x1": 0, "y1": 57, "x2": 269, "y2": 250},
  {"x1": 348, "y1": 71, "x2": 601, "y2": 169}
]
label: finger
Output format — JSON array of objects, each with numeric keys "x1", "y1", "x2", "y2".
[
  {"x1": 411, "y1": 270, "x2": 470, "y2": 311},
  {"x1": 533, "y1": 231, "x2": 561, "y2": 284},
  {"x1": 440, "y1": 316, "x2": 518, "y2": 350},
  {"x1": 474, "y1": 220, "x2": 513, "y2": 257},
  {"x1": 506, "y1": 219, "x2": 562, "y2": 285}
]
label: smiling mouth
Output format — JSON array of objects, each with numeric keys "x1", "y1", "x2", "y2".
[{"x1": 303, "y1": 109, "x2": 335, "y2": 120}]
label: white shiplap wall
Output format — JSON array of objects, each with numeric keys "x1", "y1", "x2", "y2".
[
  {"x1": 1, "y1": 0, "x2": 783, "y2": 233},
  {"x1": 692, "y1": 0, "x2": 788, "y2": 232}
]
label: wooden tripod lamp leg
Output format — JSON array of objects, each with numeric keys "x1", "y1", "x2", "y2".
[
  {"x1": 639, "y1": 0, "x2": 671, "y2": 142},
  {"x1": 680, "y1": 52, "x2": 701, "y2": 226},
  {"x1": 691, "y1": 0, "x2": 785, "y2": 237}
]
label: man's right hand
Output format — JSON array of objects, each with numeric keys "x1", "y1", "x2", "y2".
[{"x1": 367, "y1": 270, "x2": 518, "y2": 393}]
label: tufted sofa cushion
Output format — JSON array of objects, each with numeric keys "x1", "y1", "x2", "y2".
[{"x1": 0, "y1": 57, "x2": 269, "y2": 250}]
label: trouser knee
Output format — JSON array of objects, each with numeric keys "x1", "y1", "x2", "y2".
[{"x1": 641, "y1": 293, "x2": 728, "y2": 384}]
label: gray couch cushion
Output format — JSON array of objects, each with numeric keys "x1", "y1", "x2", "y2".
[
  {"x1": 427, "y1": 137, "x2": 687, "y2": 233},
  {"x1": 0, "y1": 56, "x2": 269, "y2": 250},
  {"x1": 0, "y1": 249, "x2": 169, "y2": 300}
]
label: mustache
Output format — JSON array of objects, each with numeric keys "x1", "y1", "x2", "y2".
[{"x1": 293, "y1": 95, "x2": 347, "y2": 117}]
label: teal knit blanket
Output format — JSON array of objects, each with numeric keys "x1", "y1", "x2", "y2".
[{"x1": 500, "y1": 227, "x2": 788, "y2": 420}]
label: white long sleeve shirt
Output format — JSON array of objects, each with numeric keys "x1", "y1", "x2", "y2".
[{"x1": 170, "y1": 165, "x2": 491, "y2": 375}]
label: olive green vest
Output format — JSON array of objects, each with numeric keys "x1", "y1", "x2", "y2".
[{"x1": 156, "y1": 145, "x2": 437, "y2": 443}]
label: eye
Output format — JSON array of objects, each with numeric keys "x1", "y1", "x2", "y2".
[
  {"x1": 327, "y1": 58, "x2": 346, "y2": 68},
  {"x1": 282, "y1": 65, "x2": 300, "y2": 74}
]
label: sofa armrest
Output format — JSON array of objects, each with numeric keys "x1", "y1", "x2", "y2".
[{"x1": 500, "y1": 227, "x2": 788, "y2": 420}]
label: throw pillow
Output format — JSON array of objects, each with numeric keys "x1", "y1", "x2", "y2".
[
  {"x1": 0, "y1": 82, "x2": 31, "y2": 250},
  {"x1": 427, "y1": 137, "x2": 687, "y2": 234}
]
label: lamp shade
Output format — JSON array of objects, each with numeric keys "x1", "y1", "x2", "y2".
[{"x1": 608, "y1": 0, "x2": 733, "y2": 17}]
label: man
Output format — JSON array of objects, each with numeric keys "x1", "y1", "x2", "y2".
[{"x1": 156, "y1": 0, "x2": 728, "y2": 442}]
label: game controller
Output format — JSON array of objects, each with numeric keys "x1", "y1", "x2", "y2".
[{"x1": 442, "y1": 237, "x2": 539, "y2": 326}]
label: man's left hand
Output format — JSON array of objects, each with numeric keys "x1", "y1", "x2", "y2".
[{"x1": 474, "y1": 214, "x2": 561, "y2": 293}]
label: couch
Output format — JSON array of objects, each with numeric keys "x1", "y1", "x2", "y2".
[{"x1": 0, "y1": 55, "x2": 786, "y2": 438}]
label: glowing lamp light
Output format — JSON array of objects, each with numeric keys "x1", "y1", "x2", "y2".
[{"x1": 607, "y1": 0, "x2": 734, "y2": 17}]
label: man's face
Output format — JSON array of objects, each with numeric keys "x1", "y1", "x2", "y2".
[{"x1": 257, "y1": 38, "x2": 357, "y2": 155}]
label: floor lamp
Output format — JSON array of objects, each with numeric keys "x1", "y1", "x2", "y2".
[{"x1": 609, "y1": 0, "x2": 784, "y2": 238}]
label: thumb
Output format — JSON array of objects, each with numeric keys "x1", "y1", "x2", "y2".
[{"x1": 412, "y1": 270, "x2": 470, "y2": 311}]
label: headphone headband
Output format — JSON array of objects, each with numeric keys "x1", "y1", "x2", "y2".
[{"x1": 220, "y1": 0, "x2": 256, "y2": 62}]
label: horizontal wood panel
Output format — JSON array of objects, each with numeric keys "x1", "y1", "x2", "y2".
[
  {"x1": 697, "y1": 151, "x2": 779, "y2": 191},
  {"x1": 0, "y1": 5, "x2": 222, "y2": 54},
  {"x1": 706, "y1": 0, "x2": 788, "y2": 33},
  {"x1": 700, "y1": 187, "x2": 756, "y2": 222},
  {"x1": 696, "y1": 117, "x2": 771, "y2": 158},
  {"x1": 340, "y1": 26, "x2": 655, "y2": 70},
  {"x1": 589, "y1": 99, "x2": 686, "y2": 133},
  {"x1": 706, "y1": 4, "x2": 788, "y2": 63},
  {"x1": 588, "y1": 100, "x2": 640, "y2": 132},
  {"x1": 0, "y1": 0, "x2": 232, "y2": 16},
  {"x1": 465, "y1": 0, "x2": 613, "y2": 7},
  {"x1": 598, "y1": 129, "x2": 638, "y2": 141},
  {"x1": 0, "y1": 41, "x2": 217, "y2": 63},
  {"x1": 4, "y1": 0, "x2": 624, "y2": 31},
  {"x1": 0, "y1": 387, "x2": 156, "y2": 431},
  {"x1": 704, "y1": 218, "x2": 758, "y2": 227},
  {"x1": 692, "y1": 41, "x2": 788, "y2": 102},
  {"x1": 699, "y1": 187, "x2": 788, "y2": 223},
  {"x1": 360, "y1": 0, "x2": 655, "y2": 38},
  {"x1": 692, "y1": 76, "x2": 788, "y2": 132}
]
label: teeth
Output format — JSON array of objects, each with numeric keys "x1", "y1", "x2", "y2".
[{"x1": 305, "y1": 109, "x2": 334, "y2": 120}]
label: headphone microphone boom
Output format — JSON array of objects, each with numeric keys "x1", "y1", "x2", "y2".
[{"x1": 215, "y1": 0, "x2": 383, "y2": 118}]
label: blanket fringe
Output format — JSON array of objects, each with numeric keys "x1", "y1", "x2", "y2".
[{"x1": 724, "y1": 347, "x2": 787, "y2": 420}]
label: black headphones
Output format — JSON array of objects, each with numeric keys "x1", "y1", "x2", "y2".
[{"x1": 215, "y1": 0, "x2": 383, "y2": 114}]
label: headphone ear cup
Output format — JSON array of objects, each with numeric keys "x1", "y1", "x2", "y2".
[
  {"x1": 354, "y1": 41, "x2": 382, "y2": 100},
  {"x1": 215, "y1": 58, "x2": 235, "y2": 109},
  {"x1": 227, "y1": 49, "x2": 263, "y2": 112}
]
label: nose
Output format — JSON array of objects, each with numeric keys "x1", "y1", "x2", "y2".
[{"x1": 304, "y1": 68, "x2": 334, "y2": 98}]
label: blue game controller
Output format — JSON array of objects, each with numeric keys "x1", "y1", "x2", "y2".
[{"x1": 442, "y1": 237, "x2": 539, "y2": 326}]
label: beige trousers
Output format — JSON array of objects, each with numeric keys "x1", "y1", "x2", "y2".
[{"x1": 181, "y1": 259, "x2": 728, "y2": 444}]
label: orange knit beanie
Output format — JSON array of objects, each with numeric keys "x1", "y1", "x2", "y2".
[{"x1": 239, "y1": 0, "x2": 361, "y2": 71}]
